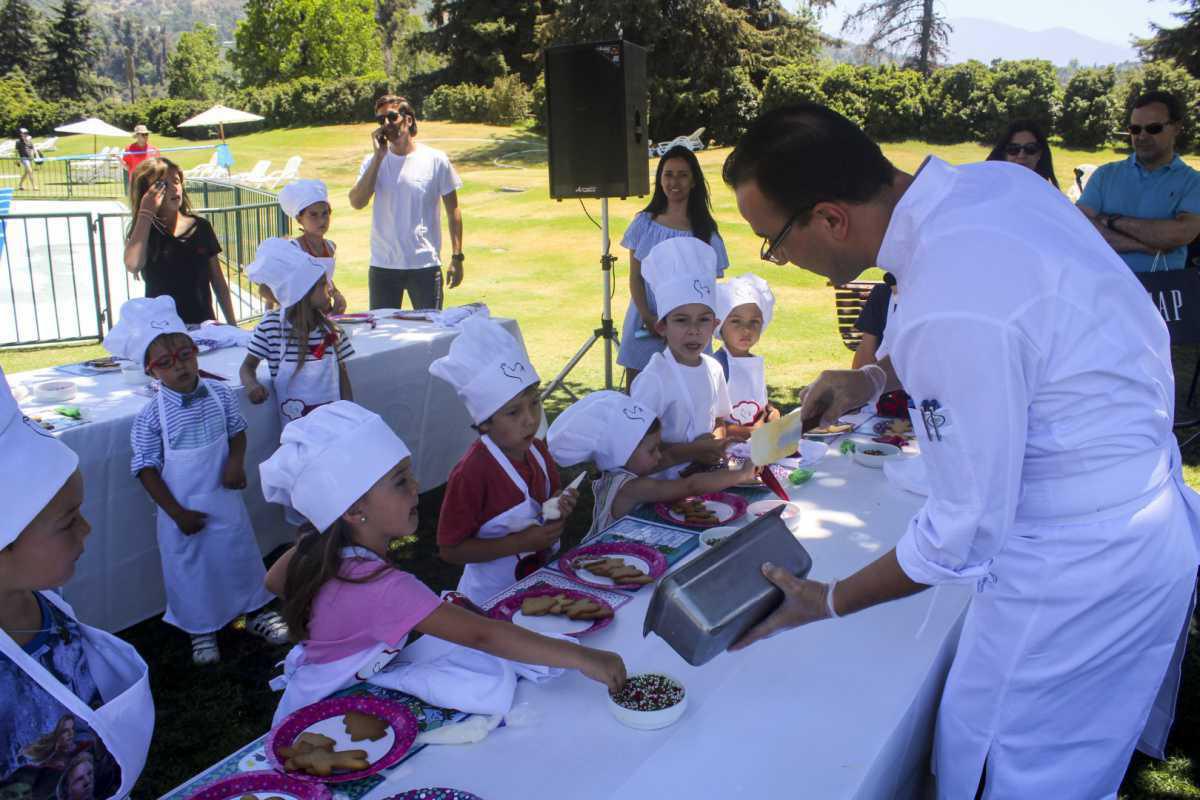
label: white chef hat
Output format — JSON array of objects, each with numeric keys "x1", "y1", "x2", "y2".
[
  {"x1": 278, "y1": 179, "x2": 329, "y2": 220},
  {"x1": 548, "y1": 390, "x2": 656, "y2": 472},
  {"x1": 102, "y1": 296, "x2": 189, "y2": 366},
  {"x1": 259, "y1": 401, "x2": 412, "y2": 533},
  {"x1": 715, "y1": 273, "x2": 776, "y2": 338},
  {"x1": 1, "y1": 367, "x2": 80, "y2": 548},
  {"x1": 247, "y1": 237, "x2": 327, "y2": 310},
  {"x1": 429, "y1": 316, "x2": 540, "y2": 424},
  {"x1": 641, "y1": 237, "x2": 719, "y2": 320}
]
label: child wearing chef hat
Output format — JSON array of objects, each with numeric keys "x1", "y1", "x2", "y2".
[
  {"x1": 429, "y1": 316, "x2": 579, "y2": 605},
  {"x1": 273, "y1": 179, "x2": 347, "y2": 315},
  {"x1": 629, "y1": 237, "x2": 733, "y2": 479},
  {"x1": 548, "y1": 391, "x2": 755, "y2": 536},
  {"x1": 257, "y1": 401, "x2": 626, "y2": 722},
  {"x1": 713, "y1": 273, "x2": 780, "y2": 438},
  {"x1": 0, "y1": 366, "x2": 155, "y2": 796},
  {"x1": 104, "y1": 296, "x2": 285, "y2": 664}
]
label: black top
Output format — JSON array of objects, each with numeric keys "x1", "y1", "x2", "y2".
[
  {"x1": 854, "y1": 282, "x2": 893, "y2": 342},
  {"x1": 140, "y1": 216, "x2": 223, "y2": 324},
  {"x1": 14, "y1": 137, "x2": 33, "y2": 159}
]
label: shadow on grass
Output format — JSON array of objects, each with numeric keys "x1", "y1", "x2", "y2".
[{"x1": 452, "y1": 134, "x2": 548, "y2": 169}]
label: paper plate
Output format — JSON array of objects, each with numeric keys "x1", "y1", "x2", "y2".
[
  {"x1": 747, "y1": 498, "x2": 801, "y2": 520},
  {"x1": 266, "y1": 696, "x2": 418, "y2": 783},
  {"x1": 184, "y1": 770, "x2": 331, "y2": 800},
  {"x1": 654, "y1": 492, "x2": 747, "y2": 529},
  {"x1": 488, "y1": 585, "x2": 615, "y2": 636},
  {"x1": 384, "y1": 791, "x2": 483, "y2": 800},
  {"x1": 559, "y1": 542, "x2": 667, "y2": 591}
]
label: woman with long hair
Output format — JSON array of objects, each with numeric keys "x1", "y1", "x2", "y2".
[
  {"x1": 617, "y1": 145, "x2": 729, "y2": 387},
  {"x1": 986, "y1": 120, "x2": 1060, "y2": 188},
  {"x1": 123, "y1": 158, "x2": 238, "y2": 325}
]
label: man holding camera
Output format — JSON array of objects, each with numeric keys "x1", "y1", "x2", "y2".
[{"x1": 349, "y1": 94, "x2": 464, "y2": 310}]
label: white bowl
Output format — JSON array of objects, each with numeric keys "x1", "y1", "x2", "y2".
[
  {"x1": 606, "y1": 673, "x2": 688, "y2": 731},
  {"x1": 33, "y1": 380, "x2": 76, "y2": 403},
  {"x1": 746, "y1": 498, "x2": 801, "y2": 520},
  {"x1": 853, "y1": 442, "x2": 901, "y2": 468},
  {"x1": 698, "y1": 526, "x2": 740, "y2": 551}
]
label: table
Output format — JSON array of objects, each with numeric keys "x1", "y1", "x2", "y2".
[
  {"x1": 163, "y1": 439, "x2": 970, "y2": 800},
  {"x1": 9, "y1": 314, "x2": 525, "y2": 632}
]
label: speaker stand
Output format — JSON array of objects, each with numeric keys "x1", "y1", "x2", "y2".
[{"x1": 540, "y1": 198, "x2": 620, "y2": 403}]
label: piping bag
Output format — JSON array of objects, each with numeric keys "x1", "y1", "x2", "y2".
[{"x1": 542, "y1": 472, "x2": 586, "y2": 521}]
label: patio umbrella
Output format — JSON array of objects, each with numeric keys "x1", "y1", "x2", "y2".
[
  {"x1": 177, "y1": 105, "x2": 265, "y2": 141},
  {"x1": 54, "y1": 117, "x2": 132, "y2": 154}
]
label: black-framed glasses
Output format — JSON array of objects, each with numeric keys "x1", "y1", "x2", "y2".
[
  {"x1": 1005, "y1": 142, "x2": 1041, "y2": 156},
  {"x1": 760, "y1": 212, "x2": 801, "y2": 264},
  {"x1": 1129, "y1": 122, "x2": 1169, "y2": 136},
  {"x1": 376, "y1": 110, "x2": 400, "y2": 125}
]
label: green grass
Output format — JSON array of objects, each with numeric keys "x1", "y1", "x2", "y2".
[{"x1": 8, "y1": 124, "x2": 1200, "y2": 797}]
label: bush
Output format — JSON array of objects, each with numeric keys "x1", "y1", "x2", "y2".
[
  {"x1": 923, "y1": 60, "x2": 1005, "y2": 143},
  {"x1": 235, "y1": 72, "x2": 393, "y2": 128},
  {"x1": 486, "y1": 74, "x2": 531, "y2": 126},
  {"x1": 529, "y1": 72, "x2": 546, "y2": 132},
  {"x1": 864, "y1": 66, "x2": 927, "y2": 141},
  {"x1": 1059, "y1": 67, "x2": 1119, "y2": 149},
  {"x1": 990, "y1": 59, "x2": 1060, "y2": 133},
  {"x1": 760, "y1": 60, "x2": 827, "y2": 113},
  {"x1": 1116, "y1": 60, "x2": 1200, "y2": 152},
  {"x1": 423, "y1": 83, "x2": 490, "y2": 122},
  {"x1": 820, "y1": 64, "x2": 871, "y2": 129}
]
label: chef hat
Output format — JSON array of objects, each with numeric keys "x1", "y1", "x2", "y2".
[
  {"x1": 259, "y1": 401, "x2": 412, "y2": 533},
  {"x1": 429, "y1": 316, "x2": 540, "y2": 424},
  {"x1": 247, "y1": 237, "x2": 327, "y2": 310},
  {"x1": 548, "y1": 390, "x2": 656, "y2": 472},
  {"x1": 641, "y1": 238, "x2": 719, "y2": 320},
  {"x1": 715, "y1": 273, "x2": 776, "y2": 338},
  {"x1": 102, "y1": 296, "x2": 189, "y2": 366},
  {"x1": 0, "y1": 367, "x2": 79, "y2": 548},
  {"x1": 278, "y1": 179, "x2": 329, "y2": 220}
]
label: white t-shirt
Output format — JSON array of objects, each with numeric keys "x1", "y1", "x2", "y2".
[{"x1": 359, "y1": 143, "x2": 463, "y2": 270}]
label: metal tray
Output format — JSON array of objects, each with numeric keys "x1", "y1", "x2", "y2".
[{"x1": 642, "y1": 506, "x2": 812, "y2": 666}]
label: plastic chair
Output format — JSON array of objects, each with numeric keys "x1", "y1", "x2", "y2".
[
  {"x1": 254, "y1": 156, "x2": 302, "y2": 190},
  {"x1": 229, "y1": 160, "x2": 271, "y2": 185}
]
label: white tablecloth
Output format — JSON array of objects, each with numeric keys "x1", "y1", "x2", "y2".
[{"x1": 9, "y1": 315, "x2": 524, "y2": 632}]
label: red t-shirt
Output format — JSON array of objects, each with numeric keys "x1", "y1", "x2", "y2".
[
  {"x1": 437, "y1": 438, "x2": 561, "y2": 547},
  {"x1": 122, "y1": 142, "x2": 161, "y2": 173}
]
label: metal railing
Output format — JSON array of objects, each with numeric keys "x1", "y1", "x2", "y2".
[{"x1": 0, "y1": 154, "x2": 127, "y2": 200}]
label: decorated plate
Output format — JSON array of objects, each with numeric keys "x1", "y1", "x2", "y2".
[
  {"x1": 803, "y1": 422, "x2": 855, "y2": 439},
  {"x1": 488, "y1": 585, "x2": 615, "y2": 637},
  {"x1": 384, "y1": 791, "x2": 483, "y2": 800},
  {"x1": 185, "y1": 770, "x2": 331, "y2": 800},
  {"x1": 331, "y1": 313, "x2": 375, "y2": 325},
  {"x1": 558, "y1": 542, "x2": 667, "y2": 590},
  {"x1": 83, "y1": 357, "x2": 121, "y2": 371},
  {"x1": 265, "y1": 696, "x2": 418, "y2": 783},
  {"x1": 747, "y1": 498, "x2": 802, "y2": 520},
  {"x1": 654, "y1": 492, "x2": 747, "y2": 529}
]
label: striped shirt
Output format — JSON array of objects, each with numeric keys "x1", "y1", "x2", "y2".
[
  {"x1": 247, "y1": 310, "x2": 354, "y2": 377},
  {"x1": 130, "y1": 380, "x2": 247, "y2": 475}
]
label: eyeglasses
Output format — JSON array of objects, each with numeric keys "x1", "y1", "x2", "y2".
[
  {"x1": 1004, "y1": 143, "x2": 1041, "y2": 156},
  {"x1": 1129, "y1": 122, "x2": 1169, "y2": 136},
  {"x1": 760, "y1": 211, "x2": 803, "y2": 264},
  {"x1": 148, "y1": 346, "x2": 198, "y2": 371},
  {"x1": 376, "y1": 110, "x2": 400, "y2": 125}
]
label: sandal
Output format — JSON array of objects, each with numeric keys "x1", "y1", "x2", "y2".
[
  {"x1": 247, "y1": 610, "x2": 290, "y2": 645},
  {"x1": 191, "y1": 633, "x2": 220, "y2": 665}
]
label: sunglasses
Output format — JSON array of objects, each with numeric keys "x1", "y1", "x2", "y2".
[
  {"x1": 376, "y1": 110, "x2": 401, "y2": 125},
  {"x1": 1129, "y1": 122, "x2": 1169, "y2": 136},
  {"x1": 148, "y1": 346, "x2": 198, "y2": 371},
  {"x1": 760, "y1": 210, "x2": 806, "y2": 264},
  {"x1": 1005, "y1": 142, "x2": 1041, "y2": 156}
]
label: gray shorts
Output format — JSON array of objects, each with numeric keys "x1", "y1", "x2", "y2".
[{"x1": 368, "y1": 266, "x2": 444, "y2": 310}]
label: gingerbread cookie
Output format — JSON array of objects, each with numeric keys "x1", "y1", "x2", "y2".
[
  {"x1": 277, "y1": 731, "x2": 336, "y2": 759},
  {"x1": 343, "y1": 710, "x2": 389, "y2": 742},
  {"x1": 286, "y1": 746, "x2": 370, "y2": 776}
]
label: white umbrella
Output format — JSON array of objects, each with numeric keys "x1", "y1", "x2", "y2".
[
  {"x1": 54, "y1": 117, "x2": 132, "y2": 154},
  {"x1": 178, "y1": 105, "x2": 265, "y2": 141}
]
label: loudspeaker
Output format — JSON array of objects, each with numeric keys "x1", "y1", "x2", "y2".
[{"x1": 545, "y1": 40, "x2": 649, "y2": 200}]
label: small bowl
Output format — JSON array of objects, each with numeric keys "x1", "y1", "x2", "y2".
[
  {"x1": 607, "y1": 673, "x2": 688, "y2": 731},
  {"x1": 33, "y1": 380, "x2": 76, "y2": 403},
  {"x1": 698, "y1": 526, "x2": 740, "y2": 551},
  {"x1": 853, "y1": 442, "x2": 901, "y2": 468}
]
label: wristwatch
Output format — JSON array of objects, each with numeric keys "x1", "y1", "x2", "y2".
[
  {"x1": 1106, "y1": 214, "x2": 1123, "y2": 232},
  {"x1": 450, "y1": 253, "x2": 465, "y2": 263}
]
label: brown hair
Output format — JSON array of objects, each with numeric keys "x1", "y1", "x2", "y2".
[
  {"x1": 284, "y1": 276, "x2": 337, "y2": 372},
  {"x1": 374, "y1": 94, "x2": 417, "y2": 136},
  {"x1": 128, "y1": 157, "x2": 193, "y2": 219},
  {"x1": 144, "y1": 331, "x2": 195, "y2": 370}
]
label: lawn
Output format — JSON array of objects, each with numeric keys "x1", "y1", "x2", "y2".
[{"x1": 5, "y1": 123, "x2": 1200, "y2": 797}]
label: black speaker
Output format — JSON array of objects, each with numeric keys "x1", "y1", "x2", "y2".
[{"x1": 545, "y1": 40, "x2": 649, "y2": 200}]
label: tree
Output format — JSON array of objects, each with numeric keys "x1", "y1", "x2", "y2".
[
  {"x1": 42, "y1": 0, "x2": 96, "y2": 100},
  {"x1": 1136, "y1": 0, "x2": 1200, "y2": 79},
  {"x1": 1059, "y1": 67, "x2": 1118, "y2": 149},
  {"x1": 923, "y1": 60, "x2": 1004, "y2": 143},
  {"x1": 427, "y1": 0, "x2": 543, "y2": 85},
  {"x1": 841, "y1": 0, "x2": 951, "y2": 76},
  {"x1": 230, "y1": 0, "x2": 384, "y2": 86},
  {"x1": 990, "y1": 59, "x2": 1060, "y2": 132},
  {"x1": 0, "y1": 0, "x2": 43, "y2": 79},
  {"x1": 167, "y1": 24, "x2": 223, "y2": 100}
]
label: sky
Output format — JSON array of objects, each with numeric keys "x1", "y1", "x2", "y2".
[{"x1": 785, "y1": 0, "x2": 1183, "y2": 47}]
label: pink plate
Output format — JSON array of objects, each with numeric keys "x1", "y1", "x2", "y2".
[
  {"x1": 654, "y1": 492, "x2": 748, "y2": 529},
  {"x1": 487, "y1": 586, "x2": 615, "y2": 636},
  {"x1": 558, "y1": 542, "x2": 667, "y2": 591},
  {"x1": 384, "y1": 791, "x2": 482, "y2": 800},
  {"x1": 184, "y1": 770, "x2": 332, "y2": 800},
  {"x1": 265, "y1": 696, "x2": 418, "y2": 783}
]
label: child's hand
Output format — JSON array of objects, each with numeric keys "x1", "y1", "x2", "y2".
[
  {"x1": 556, "y1": 487, "x2": 579, "y2": 518},
  {"x1": 732, "y1": 459, "x2": 757, "y2": 483},
  {"x1": 222, "y1": 461, "x2": 247, "y2": 490},
  {"x1": 522, "y1": 520, "x2": 565, "y2": 552},
  {"x1": 693, "y1": 435, "x2": 731, "y2": 465},
  {"x1": 246, "y1": 383, "x2": 269, "y2": 404},
  {"x1": 172, "y1": 508, "x2": 208, "y2": 535},
  {"x1": 581, "y1": 648, "x2": 627, "y2": 694}
]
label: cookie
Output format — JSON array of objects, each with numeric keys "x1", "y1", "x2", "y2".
[
  {"x1": 520, "y1": 596, "x2": 557, "y2": 616},
  {"x1": 278, "y1": 731, "x2": 336, "y2": 759},
  {"x1": 286, "y1": 746, "x2": 370, "y2": 776},
  {"x1": 343, "y1": 710, "x2": 389, "y2": 742}
]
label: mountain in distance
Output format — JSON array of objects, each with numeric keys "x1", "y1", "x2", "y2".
[{"x1": 946, "y1": 17, "x2": 1138, "y2": 66}]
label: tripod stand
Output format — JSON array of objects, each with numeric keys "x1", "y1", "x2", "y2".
[{"x1": 540, "y1": 197, "x2": 620, "y2": 402}]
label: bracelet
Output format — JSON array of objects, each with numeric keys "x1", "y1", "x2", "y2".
[
  {"x1": 825, "y1": 579, "x2": 840, "y2": 619},
  {"x1": 1106, "y1": 214, "x2": 1123, "y2": 232},
  {"x1": 450, "y1": 253, "x2": 465, "y2": 262}
]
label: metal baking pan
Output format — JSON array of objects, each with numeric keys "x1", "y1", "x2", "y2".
[{"x1": 642, "y1": 506, "x2": 812, "y2": 666}]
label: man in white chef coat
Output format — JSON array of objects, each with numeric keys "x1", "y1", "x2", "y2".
[{"x1": 724, "y1": 103, "x2": 1200, "y2": 799}]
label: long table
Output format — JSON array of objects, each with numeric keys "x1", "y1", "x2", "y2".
[
  {"x1": 162, "y1": 440, "x2": 970, "y2": 799},
  {"x1": 8, "y1": 314, "x2": 524, "y2": 632}
]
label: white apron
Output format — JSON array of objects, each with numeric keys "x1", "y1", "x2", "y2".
[
  {"x1": 155, "y1": 382, "x2": 274, "y2": 633},
  {"x1": 724, "y1": 353, "x2": 767, "y2": 425},
  {"x1": 925, "y1": 432, "x2": 1200, "y2": 799},
  {"x1": 657, "y1": 350, "x2": 717, "y2": 479},
  {"x1": 0, "y1": 591, "x2": 154, "y2": 798},
  {"x1": 270, "y1": 546, "x2": 560, "y2": 725},
  {"x1": 455, "y1": 436, "x2": 552, "y2": 606}
]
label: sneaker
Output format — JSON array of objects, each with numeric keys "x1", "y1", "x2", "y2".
[
  {"x1": 191, "y1": 633, "x2": 220, "y2": 665},
  {"x1": 247, "y1": 610, "x2": 290, "y2": 645}
]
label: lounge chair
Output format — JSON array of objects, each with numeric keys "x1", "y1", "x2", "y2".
[
  {"x1": 229, "y1": 160, "x2": 271, "y2": 185},
  {"x1": 35, "y1": 136, "x2": 58, "y2": 152},
  {"x1": 187, "y1": 152, "x2": 221, "y2": 179},
  {"x1": 252, "y1": 155, "x2": 302, "y2": 190}
]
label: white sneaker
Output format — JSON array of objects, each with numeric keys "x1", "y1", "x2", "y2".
[
  {"x1": 191, "y1": 633, "x2": 220, "y2": 665},
  {"x1": 247, "y1": 610, "x2": 290, "y2": 645}
]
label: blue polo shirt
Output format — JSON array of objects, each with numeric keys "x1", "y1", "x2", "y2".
[{"x1": 1078, "y1": 154, "x2": 1200, "y2": 272}]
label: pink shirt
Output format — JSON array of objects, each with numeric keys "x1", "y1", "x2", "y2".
[{"x1": 304, "y1": 559, "x2": 441, "y2": 664}]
